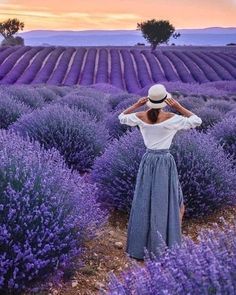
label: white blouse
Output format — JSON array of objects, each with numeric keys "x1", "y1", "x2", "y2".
[{"x1": 118, "y1": 112, "x2": 202, "y2": 149}]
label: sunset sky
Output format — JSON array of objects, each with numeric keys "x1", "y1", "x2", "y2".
[{"x1": 0, "y1": 0, "x2": 236, "y2": 31}]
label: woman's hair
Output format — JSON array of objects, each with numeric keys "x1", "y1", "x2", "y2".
[{"x1": 147, "y1": 108, "x2": 161, "y2": 123}]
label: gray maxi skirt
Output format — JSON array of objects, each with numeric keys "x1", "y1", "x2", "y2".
[{"x1": 125, "y1": 148, "x2": 184, "y2": 260}]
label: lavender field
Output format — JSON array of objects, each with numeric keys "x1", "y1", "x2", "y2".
[
  {"x1": 0, "y1": 44, "x2": 236, "y2": 294},
  {"x1": 0, "y1": 46, "x2": 236, "y2": 93}
]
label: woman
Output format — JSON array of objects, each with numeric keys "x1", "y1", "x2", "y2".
[{"x1": 118, "y1": 84, "x2": 202, "y2": 261}]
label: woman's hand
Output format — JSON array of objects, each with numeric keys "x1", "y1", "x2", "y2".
[
  {"x1": 165, "y1": 97, "x2": 182, "y2": 110},
  {"x1": 135, "y1": 97, "x2": 148, "y2": 107},
  {"x1": 165, "y1": 97, "x2": 194, "y2": 117}
]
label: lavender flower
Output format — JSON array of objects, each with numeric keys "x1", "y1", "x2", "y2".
[
  {"x1": 0, "y1": 129, "x2": 108, "y2": 293},
  {"x1": 10, "y1": 104, "x2": 109, "y2": 172},
  {"x1": 104, "y1": 217, "x2": 236, "y2": 295}
]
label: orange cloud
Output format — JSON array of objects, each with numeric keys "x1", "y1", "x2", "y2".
[{"x1": 0, "y1": 0, "x2": 235, "y2": 31}]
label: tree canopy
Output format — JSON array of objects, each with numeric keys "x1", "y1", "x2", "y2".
[
  {"x1": 137, "y1": 19, "x2": 180, "y2": 51},
  {"x1": 0, "y1": 18, "x2": 24, "y2": 39}
]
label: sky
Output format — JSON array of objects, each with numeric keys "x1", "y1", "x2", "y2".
[{"x1": 0, "y1": 0, "x2": 236, "y2": 31}]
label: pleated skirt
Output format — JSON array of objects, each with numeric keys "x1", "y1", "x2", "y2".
[{"x1": 125, "y1": 148, "x2": 184, "y2": 260}]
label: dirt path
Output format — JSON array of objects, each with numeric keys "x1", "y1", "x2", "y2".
[{"x1": 49, "y1": 205, "x2": 236, "y2": 295}]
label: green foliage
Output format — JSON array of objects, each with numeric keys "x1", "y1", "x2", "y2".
[
  {"x1": 1, "y1": 36, "x2": 24, "y2": 46},
  {"x1": 0, "y1": 18, "x2": 24, "y2": 39},
  {"x1": 137, "y1": 19, "x2": 180, "y2": 50}
]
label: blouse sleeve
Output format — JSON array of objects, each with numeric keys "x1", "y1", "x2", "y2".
[
  {"x1": 165, "y1": 114, "x2": 202, "y2": 130},
  {"x1": 118, "y1": 112, "x2": 140, "y2": 127}
]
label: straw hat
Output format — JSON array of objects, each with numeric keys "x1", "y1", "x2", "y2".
[{"x1": 146, "y1": 84, "x2": 171, "y2": 109}]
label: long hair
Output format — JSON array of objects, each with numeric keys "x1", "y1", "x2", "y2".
[{"x1": 147, "y1": 108, "x2": 161, "y2": 124}]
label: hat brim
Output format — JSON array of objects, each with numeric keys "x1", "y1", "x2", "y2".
[{"x1": 146, "y1": 92, "x2": 171, "y2": 109}]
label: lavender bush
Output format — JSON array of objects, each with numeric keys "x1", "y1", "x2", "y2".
[
  {"x1": 171, "y1": 130, "x2": 236, "y2": 218},
  {"x1": 90, "y1": 83, "x2": 124, "y2": 95},
  {"x1": 227, "y1": 107, "x2": 236, "y2": 118},
  {"x1": 108, "y1": 93, "x2": 139, "y2": 111},
  {"x1": 114, "y1": 96, "x2": 141, "y2": 112},
  {"x1": 204, "y1": 99, "x2": 235, "y2": 114},
  {"x1": 91, "y1": 128, "x2": 236, "y2": 218},
  {"x1": 193, "y1": 106, "x2": 223, "y2": 132},
  {"x1": 0, "y1": 85, "x2": 45, "y2": 109},
  {"x1": 55, "y1": 93, "x2": 107, "y2": 121},
  {"x1": 137, "y1": 81, "x2": 230, "y2": 97},
  {"x1": 204, "y1": 80, "x2": 236, "y2": 94},
  {"x1": 0, "y1": 94, "x2": 31, "y2": 129},
  {"x1": 70, "y1": 86, "x2": 109, "y2": 103},
  {"x1": 34, "y1": 86, "x2": 58, "y2": 102},
  {"x1": 177, "y1": 95, "x2": 206, "y2": 111},
  {"x1": 10, "y1": 104, "x2": 109, "y2": 173},
  {"x1": 91, "y1": 129, "x2": 145, "y2": 211},
  {"x1": 208, "y1": 116, "x2": 236, "y2": 165},
  {"x1": 104, "y1": 109, "x2": 134, "y2": 140},
  {"x1": 0, "y1": 129, "x2": 108, "y2": 293},
  {"x1": 104, "y1": 217, "x2": 236, "y2": 295},
  {"x1": 43, "y1": 85, "x2": 72, "y2": 97}
]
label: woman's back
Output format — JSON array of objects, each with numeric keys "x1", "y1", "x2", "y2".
[{"x1": 118, "y1": 111, "x2": 202, "y2": 150}]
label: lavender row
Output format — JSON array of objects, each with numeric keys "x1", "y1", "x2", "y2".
[
  {"x1": 130, "y1": 49, "x2": 153, "y2": 87},
  {"x1": 32, "y1": 47, "x2": 66, "y2": 84},
  {"x1": 173, "y1": 51, "x2": 208, "y2": 83},
  {"x1": 16, "y1": 47, "x2": 55, "y2": 84},
  {"x1": 208, "y1": 52, "x2": 236, "y2": 78},
  {"x1": 110, "y1": 49, "x2": 124, "y2": 89},
  {"x1": 218, "y1": 53, "x2": 236, "y2": 68},
  {"x1": 47, "y1": 47, "x2": 75, "y2": 85},
  {"x1": 1, "y1": 47, "x2": 43, "y2": 84},
  {"x1": 95, "y1": 49, "x2": 109, "y2": 84},
  {"x1": 63, "y1": 48, "x2": 86, "y2": 86},
  {"x1": 163, "y1": 51, "x2": 196, "y2": 83},
  {"x1": 79, "y1": 48, "x2": 97, "y2": 85},
  {"x1": 0, "y1": 46, "x2": 18, "y2": 65},
  {"x1": 141, "y1": 50, "x2": 167, "y2": 82},
  {"x1": 0, "y1": 46, "x2": 31, "y2": 80},
  {"x1": 120, "y1": 49, "x2": 140, "y2": 93},
  {"x1": 184, "y1": 51, "x2": 220, "y2": 81},
  {"x1": 153, "y1": 51, "x2": 179, "y2": 82},
  {"x1": 0, "y1": 47, "x2": 235, "y2": 89},
  {"x1": 193, "y1": 51, "x2": 234, "y2": 81}
]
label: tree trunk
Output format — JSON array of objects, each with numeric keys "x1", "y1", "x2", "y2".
[{"x1": 151, "y1": 43, "x2": 157, "y2": 52}]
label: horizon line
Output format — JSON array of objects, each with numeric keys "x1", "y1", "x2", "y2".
[{"x1": 20, "y1": 26, "x2": 236, "y2": 33}]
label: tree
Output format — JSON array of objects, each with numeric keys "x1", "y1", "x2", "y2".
[
  {"x1": 137, "y1": 19, "x2": 180, "y2": 51},
  {"x1": 1, "y1": 36, "x2": 24, "y2": 46},
  {"x1": 0, "y1": 18, "x2": 24, "y2": 43}
]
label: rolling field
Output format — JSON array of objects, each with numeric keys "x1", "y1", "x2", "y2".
[
  {"x1": 0, "y1": 44, "x2": 235, "y2": 294},
  {"x1": 0, "y1": 46, "x2": 236, "y2": 93}
]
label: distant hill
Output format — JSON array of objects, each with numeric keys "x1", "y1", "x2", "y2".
[{"x1": 0, "y1": 27, "x2": 234, "y2": 46}]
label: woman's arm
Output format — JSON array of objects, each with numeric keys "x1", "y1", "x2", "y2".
[
  {"x1": 165, "y1": 97, "x2": 194, "y2": 117},
  {"x1": 122, "y1": 97, "x2": 148, "y2": 114}
]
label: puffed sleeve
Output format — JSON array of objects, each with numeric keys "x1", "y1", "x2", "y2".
[
  {"x1": 118, "y1": 112, "x2": 140, "y2": 127},
  {"x1": 165, "y1": 114, "x2": 202, "y2": 130}
]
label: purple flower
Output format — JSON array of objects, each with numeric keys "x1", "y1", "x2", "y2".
[{"x1": 0, "y1": 129, "x2": 108, "y2": 293}]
